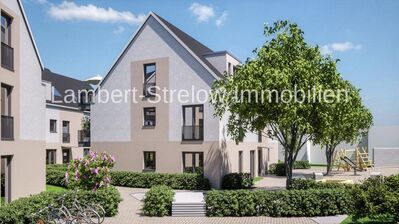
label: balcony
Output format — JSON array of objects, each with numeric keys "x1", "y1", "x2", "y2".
[
  {"x1": 1, "y1": 115, "x2": 14, "y2": 140},
  {"x1": 1, "y1": 42, "x2": 14, "y2": 71},
  {"x1": 78, "y1": 130, "x2": 90, "y2": 147},
  {"x1": 62, "y1": 133, "x2": 70, "y2": 143},
  {"x1": 182, "y1": 125, "x2": 203, "y2": 141},
  {"x1": 143, "y1": 82, "x2": 156, "y2": 97}
]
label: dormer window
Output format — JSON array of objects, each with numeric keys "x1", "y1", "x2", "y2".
[{"x1": 143, "y1": 63, "x2": 156, "y2": 97}]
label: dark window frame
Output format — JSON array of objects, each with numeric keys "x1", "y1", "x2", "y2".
[
  {"x1": 182, "y1": 104, "x2": 204, "y2": 141},
  {"x1": 1, "y1": 11, "x2": 12, "y2": 46},
  {"x1": 49, "y1": 119, "x2": 57, "y2": 133},
  {"x1": 143, "y1": 151, "x2": 156, "y2": 171},
  {"x1": 62, "y1": 148, "x2": 71, "y2": 164},
  {"x1": 182, "y1": 152, "x2": 204, "y2": 174},
  {"x1": 46, "y1": 149, "x2": 56, "y2": 164},
  {"x1": 143, "y1": 63, "x2": 156, "y2": 97},
  {"x1": 143, "y1": 107, "x2": 156, "y2": 127}
]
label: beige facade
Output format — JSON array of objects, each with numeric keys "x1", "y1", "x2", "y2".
[
  {"x1": 45, "y1": 104, "x2": 89, "y2": 165},
  {"x1": 0, "y1": 0, "x2": 45, "y2": 202}
]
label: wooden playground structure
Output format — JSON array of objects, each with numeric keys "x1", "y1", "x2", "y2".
[{"x1": 333, "y1": 147, "x2": 374, "y2": 172}]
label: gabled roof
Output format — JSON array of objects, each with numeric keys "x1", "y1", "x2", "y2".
[
  {"x1": 42, "y1": 68, "x2": 92, "y2": 109},
  {"x1": 98, "y1": 12, "x2": 223, "y2": 89},
  {"x1": 17, "y1": 0, "x2": 43, "y2": 70}
]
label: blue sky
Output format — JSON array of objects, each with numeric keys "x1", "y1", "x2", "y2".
[{"x1": 22, "y1": 0, "x2": 399, "y2": 125}]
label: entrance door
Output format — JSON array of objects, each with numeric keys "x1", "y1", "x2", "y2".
[
  {"x1": 250, "y1": 150, "x2": 255, "y2": 177},
  {"x1": 62, "y1": 148, "x2": 71, "y2": 164},
  {"x1": 1, "y1": 156, "x2": 12, "y2": 204},
  {"x1": 258, "y1": 149, "x2": 263, "y2": 176}
]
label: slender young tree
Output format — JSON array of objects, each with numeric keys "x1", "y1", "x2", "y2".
[
  {"x1": 313, "y1": 78, "x2": 373, "y2": 175},
  {"x1": 211, "y1": 21, "x2": 344, "y2": 188}
]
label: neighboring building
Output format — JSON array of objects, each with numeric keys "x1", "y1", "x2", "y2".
[
  {"x1": 91, "y1": 12, "x2": 279, "y2": 188},
  {"x1": 42, "y1": 68, "x2": 92, "y2": 165},
  {"x1": 0, "y1": 0, "x2": 45, "y2": 202}
]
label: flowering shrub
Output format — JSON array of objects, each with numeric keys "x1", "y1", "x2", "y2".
[{"x1": 65, "y1": 151, "x2": 115, "y2": 191}]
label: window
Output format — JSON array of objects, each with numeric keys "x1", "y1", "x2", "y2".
[
  {"x1": 1, "y1": 12, "x2": 13, "y2": 70},
  {"x1": 49, "y1": 119, "x2": 57, "y2": 133},
  {"x1": 83, "y1": 148, "x2": 90, "y2": 156},
  {"x1": 1, "y1": 84, "x2": 12, "y2": 116},
  {"x1": 228, "y1": 62, "x2": 231, "y2": 74},
  {"x1": 182, "y1": 105, "x2": 204, "y2": 141},
  {"x1": 1, "y1": 84, "x2": 13, "y2": 140},
  {"x1": 183, "y1": 152, "x2": 204, "y2": 174},
  {"x1": 1, "y1": 13, "x2": 12, "y2": 45},
  {"x1": 258, "y1": 131, "x2": 262, "y2": 143},
  {"x1": 143, "y1": 107, "x2": 156, "y2": 127},
  {"x1": 46, "y1": 149, "x2": 56, "y2": 164},
  {"x1": 143, "y1": 63, "x2": 156, "y2": 97},
  {"x1": 62, "y1": 148, "x2": 71, "y2": 164},
  {"x1": 62, "y1": 121, "x2": 70, "y2": 143},
  {"x1": 143, "y1": 151, "x2": 156, "y2": 171}
]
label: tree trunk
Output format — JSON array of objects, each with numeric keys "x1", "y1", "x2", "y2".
[
  {"x1": 325, "y1": 145, "x2": 335, "y2": 176},
  {"x1": 286, "y1": 150, "x2": 294, "y2": 188}
]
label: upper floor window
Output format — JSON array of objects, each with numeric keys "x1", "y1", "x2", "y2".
[
  {"x1": 182, "y1": 105, "x2": 204, "y2": 141},
  {"x1": 143, "y1": 63, "x2": 156, "y2": 97},
  {"x1": 62, "y1": 121, "x2": 70, "y2": 143},
  {"x1": 143, "y1": 107, "x2": 156, "y2": 127},
  {"x1": 1, "y1": 12, "x2": 13, "y2": 70},
  {"x1": 50, "y1": 119, "x2": 57, "y2": 133},
  {"x1": 1, "y1": 84, "x2": 13, "y2": 140},
  {"x1": 228, "y1": 62, "x2": 231, "y2": 74}
]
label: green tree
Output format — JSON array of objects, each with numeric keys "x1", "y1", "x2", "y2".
[
  {"x1": 211, "y1": 21, "x2": 349, "y2": 188},
  {"x1": 313, "y1": 77, "x2": 373, "y2": 175}
]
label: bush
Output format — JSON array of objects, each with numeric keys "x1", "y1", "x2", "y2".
[
  {"x1": 111, "y1": 171, "x2": 211, "y2": 190},
  {"x1": 47, "y1": 165, "x2": 211, "y2": 190},
  {"x1": 290, "y1": 179, "x2": 354, "y2": 190},
  {"x1": 0, "y1": 187, "x2": 122, "y2": 223},
  {"x1": 142, "y1": 185, "x2": 174, "y2": 216},
  {"x1": 66, "y1": 151, "x2": 115, "y2": 191},
  {"x1": 222, "y1": 173, "x2": 253, "y2": 189},
  {"x1": 351, "y1": 174, "x2": 399, "y2": 222},
  {"x1": 205, "y1": 188, "x2": 353, "y2": 217},
  {"x1": 269, "y1": 161, "x2": 311, "y2": 176}
]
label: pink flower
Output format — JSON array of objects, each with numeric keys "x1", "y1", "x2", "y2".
[
  {"x1": 110, "y1": 155, "x2": 115, "y2": 163},
  {"x1": 64, "y1": 172, "x2": 69, "y2": 184},
  {"x1": 90, "y1": 167, "x2": 99, "y2": 175}
]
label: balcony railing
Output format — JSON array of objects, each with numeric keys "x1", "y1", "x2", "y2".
[
  {"x1": 1, "y1": 115, "x2": 14, "y2": 140},
  {"x1": 78, "y1": 130, "x2": 90, "y2": 147},
  {"x1": 143, "y1": 82, "x2": 156, "y2": 97},
  {"x1": 1, "y1": 42, "x2": 14, "y2": 71},
  {"x1": 182, "y1": 125, "x2": 203, "y2": 141},
  {"x1": 62, "y1": 133, "x2": 70, "y2": 143}
]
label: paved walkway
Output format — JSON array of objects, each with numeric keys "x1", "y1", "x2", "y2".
[{"x1": 104, "y1": 187, "x2": 319, "y2": 224}]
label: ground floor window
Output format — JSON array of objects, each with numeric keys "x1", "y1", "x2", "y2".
[
  {"x1": 1, "y1": 156, "x2": 12, "y2": 204},
  {"x1": 62, "y1": 148, "x2": 71, "y2": 164},
  {"x1": 46, "y1": 149, "x2": 56, "y2": 164},
  {"x1": 143, "y1": 151, "x2": 156, "y2": 171},
  {"x1": 83, "y1": 148, "x2": 90, "y2": 157},
  {"x1": 182, "y1": 152, "x2": 204, "y2": 174}
]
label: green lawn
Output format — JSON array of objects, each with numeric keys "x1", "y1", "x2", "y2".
[
  {"x1": 341, "y1": 215, "x2": 396, "y2": 224},
  {"x1": 46, "y1": 185, "x2": 67, "y2": 193},
  {"x1": 253, "y1": 176, "x2": 263, "y2": 182}
]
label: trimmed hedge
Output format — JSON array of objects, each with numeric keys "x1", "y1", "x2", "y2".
[
  {"x1": 205, "y1": 188, "x2": 353, "y2": 217},
  {"x1": 269, "y1": 160, "x2": 311, "y2": 176},
  {"x1": 46, "y1": 165, "x2": 211, "y2": 190},
  {"x1": 222, "y1": 173, "x2": 253, "y2": 189},
  {"x1": 111, "y1": 171, "x2": 211, "y2": 190},
  {"x1": 0, "y1": 187, "x2": 122, "y2": 224},
  {"x1": 142, "y1": 185, "x2": 174, "y2": 216},
  {"x1": 290, "y1": 179, "x2": 354, "y2": 190}
]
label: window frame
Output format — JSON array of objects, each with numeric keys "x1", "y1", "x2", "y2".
[
  {"x1": 143, "y1": 63, "x2": 156, "y2": 97},
  {"x1": 143, "y1": 107, "x2": 156, "y2": 127},
  {"x1": 143, "y1": 151, "x2": 156, "y2": 172},
  {"x1": 182, "y1": 104, "x2": 204, "y2": 141},
  {"x1": 46, "y1": 149, "x2": 57, "y2": 164},
  {"x1": 1, "y1": 11, "x2": 12, "y2": 46},
  {"x1": 182, "y1": 152, "x2": 204, "y2": 174},
  {"x1": 49, "y1": 119, "x2": 57, "y2": 133}
]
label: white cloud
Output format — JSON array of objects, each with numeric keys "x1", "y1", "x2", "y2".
[
  {"x1": 320, "y1": 42, "x2": 362, "y2": 55},
  {"x1": 113, "y1": 26, "x2": 125, "y2": 34},
  {"x1": 215, "y1": 11, "x2": 228, "y2": 27},
  {"x1": 48, "y1": 1, "x2": 146, "y2": 25},
  {"x1": 189, "y1": 2, "x2": 215, "y2": 23},
  {"x1": 36, "y1": 0, "x2": 48, "y2": 4}
]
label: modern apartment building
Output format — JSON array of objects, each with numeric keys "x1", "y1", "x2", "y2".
[
  {"x1": 42, "y1": 68, "x2": 92, "y2": 165},
  {"x1": 0, "y1": 0, "x2": 45, "y2": 202},
  {"x1": 91, "y1": 13, "x2": 278, "y2": 188}
]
